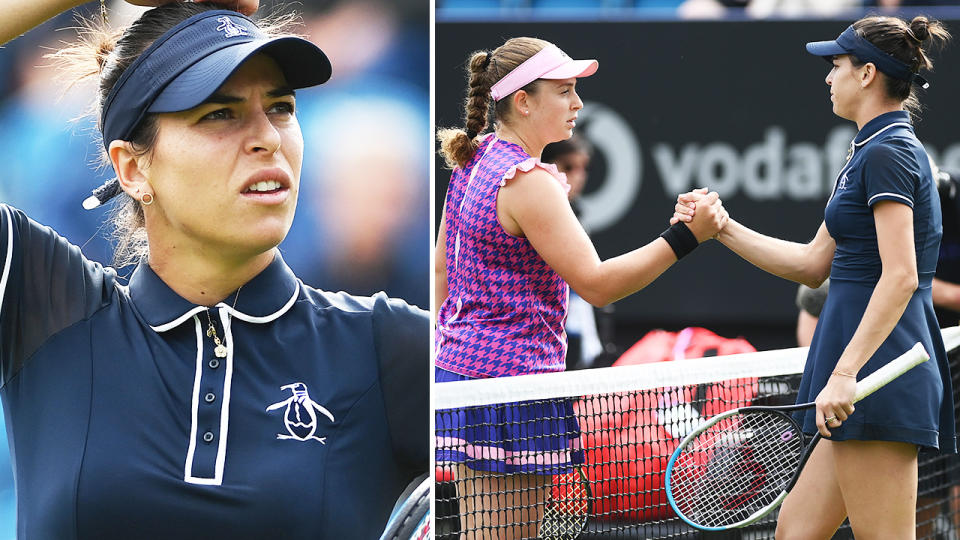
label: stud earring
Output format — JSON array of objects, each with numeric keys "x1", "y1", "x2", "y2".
[{"x1": 140, "y1": 192, "x2": 154, "y2": 206}]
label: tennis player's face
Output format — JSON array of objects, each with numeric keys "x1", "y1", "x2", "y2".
[
  {"x1": 825, "y1": 55, "x2": 860, "y2": 120},
  {"x1": 528, "y1": 78, "x2": 583, "y2": 144},
  {"x1": 143, "y1": 55, "x2": 303, "y2": 258}
]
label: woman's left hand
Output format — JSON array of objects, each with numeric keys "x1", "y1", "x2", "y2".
[
  {"x1": 814, "y1": 373, "x2": 857, "y2": 437},
  {"x1": 670, "y1": 187, "x2": 707, "y2": 225}
]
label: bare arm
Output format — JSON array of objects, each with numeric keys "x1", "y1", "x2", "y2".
[
  {"x1": 1, "y1": 0, "x2": 259, "y2": 46},
  {"x1": 673, "y1": 190, "x2": 834, "y2": 287},
  {"x1": 1, "y1": 0, "x2": 84, "y2": 45},
  {"x1": 716, "y1": 219, "x2": 836, "y2": 288},
  {"x1": 813, "y1": 201, "x2": 918, "y2": 435},
  {"x1": 434, "y1": 214, "x2": 448, "y2": 320},
  {"x1": 932, "y1": 277, "x2": 960, "y2": 316},
  {"x1": 796, "y1": 310, "x2": 819, "y2": 347},
  {"x1": 498, "y1": 168, "x2": 726, "y2": 307}
]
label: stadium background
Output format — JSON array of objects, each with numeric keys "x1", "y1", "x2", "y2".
[{"x1": 0, "y1": 0, "x2": 428, "y2": 536}]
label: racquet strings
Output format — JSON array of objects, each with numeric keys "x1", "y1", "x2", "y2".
[
  {"x1": 668, "y1": 410, "x2": 805, "y2": 528},
  {"x1": 539, "y1": 468, "x2": 590, "y2": 539},
  {"x1": 435, "y1": 335, "x2": 951, "y2": 538}
]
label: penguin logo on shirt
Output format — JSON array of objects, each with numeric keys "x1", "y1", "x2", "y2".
[
  {"x1": 837, "y1": 172, "x2": 849, "y2": 192},
  {"x1": 266, "y1": 382, "x2": 335, "y2": 444}
]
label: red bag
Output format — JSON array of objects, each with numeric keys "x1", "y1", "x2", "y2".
[{"x1": 573, "y1": 328, "x2": 758, "y2": 522}]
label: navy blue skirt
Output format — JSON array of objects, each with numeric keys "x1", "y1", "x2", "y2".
[
  {"x1": 796, "y1": 279, "x2": 956, "y2": 452},
  {"x1": 435, "y1": 368, "x2": 585, "y2": 474}
]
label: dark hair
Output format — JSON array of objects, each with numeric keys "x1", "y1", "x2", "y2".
[
  {"x1": 437, "y1": 37, "x2": 553, "y2": 169},
  {"x1": 542, "y1": 134, "x2": 593, "y2": 165},
  {"x1": 850, "y1": 15, "x2": 950, "y2": 116},
  {"x1": 48, "y1": 3, "x2": 296, "y2": 267}
]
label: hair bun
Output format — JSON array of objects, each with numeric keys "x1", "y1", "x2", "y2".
[{"x1": 908, "y1": 16, "x2": 930, "y2": 44}]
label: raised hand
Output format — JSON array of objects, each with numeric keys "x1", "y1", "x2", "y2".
[{"x1": 123, "y1": 0, "x2": 259, "y2": 16}]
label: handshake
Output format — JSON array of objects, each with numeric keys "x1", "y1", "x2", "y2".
[{"x1": 669, "y1": 187, "x2": 729, "y2": 243}]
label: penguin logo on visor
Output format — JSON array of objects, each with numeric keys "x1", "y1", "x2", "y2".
[
  {"x1": 215, "y1": 16, "x2": 249, "y2": 38},
  {"x1": 266, "y1": 382, "x2": 335, "y2": 444}
]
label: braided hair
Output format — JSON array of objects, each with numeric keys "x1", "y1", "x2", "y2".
[{"x1": 438, "y1": 37, "x2": 552, "y2": 169}]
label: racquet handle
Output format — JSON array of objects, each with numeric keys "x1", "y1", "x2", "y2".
[{"x1": 853, "y1": 342, "x2": 929, "y2": 403}]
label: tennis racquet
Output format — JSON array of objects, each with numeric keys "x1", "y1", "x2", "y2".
[
  {"x1": 380, "y1": 475, "x2": 430, "y2": 540},
  {"x1": 664, "y1": 342, "x2": 930, "y2": 531},
  {"x1": 538, "y1": 466, "x2": 591, "y2": 539}
]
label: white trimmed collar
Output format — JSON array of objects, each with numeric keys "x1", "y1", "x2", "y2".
[{"x1": 127, "y1": 253, "x2": 301, "y2": 332}]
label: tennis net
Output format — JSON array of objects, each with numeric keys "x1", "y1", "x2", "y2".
[{"x1": 435, "y1": 327, "x2": 960, "y2": 539}]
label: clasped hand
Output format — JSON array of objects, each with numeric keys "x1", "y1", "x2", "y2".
[{"x1": 669, "y1": 187, "x2": 729, "y2": 242}]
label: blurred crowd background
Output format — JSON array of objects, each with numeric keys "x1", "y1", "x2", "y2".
[{"x1": 0, "y1": 0, "x2": 427, "y2": 535}]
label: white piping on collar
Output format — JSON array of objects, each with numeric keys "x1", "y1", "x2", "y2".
[
  {"x1": 225, "y1": 283, "x2": 299, "y2": 324},
  {"x1": 854, "y1": 122, "x2": 911, "y2": 147},
  {"x1": 828, "y1": 122, "x2": 912, "y2": 205},
  {"x1": 150, "y1": 283, "x2": 299, "y2": 332},
  {"x1": 152, "y1": 306, "x2": 210, "y2": 333},
  {"x1": 0, "y1": 206, "x2": 12, "y2": 318}
]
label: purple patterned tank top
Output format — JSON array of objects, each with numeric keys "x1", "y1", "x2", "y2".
[{"x1": 436, "y1": 134, "x2": 571, "y2": 378}]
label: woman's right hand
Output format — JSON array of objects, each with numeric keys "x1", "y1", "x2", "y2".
[
  {"x1": 124, "y1": 0, "x2": 258, "y2": 16},
  {"x1": 671, "y1": 188, "x2": 728, "y2": 242}
]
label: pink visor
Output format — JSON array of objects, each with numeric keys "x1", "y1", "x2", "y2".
[{"x1": 489, "y1": 45, "x2": 598, "y2": 101}]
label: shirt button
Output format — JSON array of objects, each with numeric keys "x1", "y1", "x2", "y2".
[
  {"x1": 208, "y1": 359, "x2": 220, "y2": 369},
  {"x1": 204, "y1": 392, "x2": 216, "y2": 403},
  {"x1": 203, "y1": 431, "x2": 215, "y2": 443}
]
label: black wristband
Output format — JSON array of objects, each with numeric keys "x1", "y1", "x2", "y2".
[{"x1": 660, "y1": 222, "x2": 699, "y2": 260}]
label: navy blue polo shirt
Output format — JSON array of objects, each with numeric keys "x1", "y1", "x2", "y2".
[
  {"x1": 0, "y1": 204, "x2": 428, "y2": 539},
  {"x1": 826, "y1": 110, "x2": 941, "y2": 285}
]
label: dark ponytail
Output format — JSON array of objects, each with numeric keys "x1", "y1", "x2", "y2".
[{"x1": 852, "y1": 15, "x2": 951, "y2": 116}]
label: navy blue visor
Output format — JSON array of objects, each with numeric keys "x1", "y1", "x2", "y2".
[
  {"x1": 100, "y1": 9, "x2": 331, "y2": 151},
  {"x1": 806, "y1": 25, "x2": 928, "y2": 89}
]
